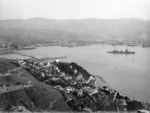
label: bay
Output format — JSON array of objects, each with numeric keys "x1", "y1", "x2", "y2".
[{"x1": 1, "y1": 44, "x2": 150, "y2": 102}]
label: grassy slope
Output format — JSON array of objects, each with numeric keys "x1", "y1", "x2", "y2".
[{"x1": 0, "y1": 58, "x2": 72, "y2": 112}]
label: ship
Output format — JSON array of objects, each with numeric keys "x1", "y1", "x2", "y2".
[{"x1": 107, "y1": 49, "x2": 135, "y2": 54}]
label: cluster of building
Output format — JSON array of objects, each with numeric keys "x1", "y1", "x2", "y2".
[
  {"x1": 17, "y1": 59, "x2": 63, "y2": 79},
  {"x1": 0, "y1": 42, "x2": 22, "y2": 49},
  {"x1": 14, "y1": 58, "x2": 131, "y2": 111},
  {"x1": 103, "y1": 40, "x2": 150, "y2": 47},
  {"x1": 0, "y1": 41, "x2": 37, "y2": 50},
  {"x1": 0, "y1": 42, "x2": 11, "y2": 48},
  {"x1": 16, "y1": 59, "x2": 101, "y2": 96}
]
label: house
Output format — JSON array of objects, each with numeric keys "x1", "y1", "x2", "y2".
[
  {"x1": 74, "y1": 69, "x2": 78, "y2": 74},
  {"x1": 86, "y1": 76, "x2": 95, "y2": 83},
  {"x1": 20, "y1": 62, "x2": 26, "y2": 66},
  {"x1": 66, "y1": 94, "x2": 74, "y2": 101},
  {"x1": 83, "y1": 107, "x2": 93, "y2": 112},
  {"x1": 83, "y1": 87, "x2": 98, "y2": 95},
  {"x1": 51, "y1": 77, "x2": 60, "y2": 81},
  {"x1": 103, "y1": 85, "x2": 109, "y2": 90},
  {"x1": 76, "y1": 73, "x2": 84, "y2": 81},
  {"x1": 65, "y1": 86, "x2": 75, "y2": 92},
  {"x1": 41, "y1": 72, "x2": 45, "y2": 77},
  {"x1": 90, "y1": 88, "x2": 98, "y2": 95},
  {"x1": 120, "y1": 99, "x2": 127, "y2": 106},
  {"x1": 46, "y1": 62, "x2": 51, "y2": 67},
  {"x1": 54, "y1": 85, "x2": 63, "y2": 90},
  {"x1": 59, "y1": 72, "x2": 65, "y2": 76},
  {"x1": 39, "y1": 62, "x2": 44, "y2": 66},
  {"x1": 78, "y1": 90, "x2": 83, "y2": 96},
  {"x1": 18, "y1": 60, "x2": 24, "y2": 64},
  {"x1": 70, "y1": 65, "x2": 73, "y2": 69},
  {"x1": 47, "y1": 73, "x2": 52, "y2": 77},
  {"x1": 70, "y1": 80, "x2": 77, "y2": 85},
  {"x1": 88, "y1": 79, "x2": 96, "y2": 86},
  {"x1": 63, "y1": 76, "x2": 72, "y2": 80},
  {"x1": 55, "y1": 59, "x2": 60, "y2": 63}
]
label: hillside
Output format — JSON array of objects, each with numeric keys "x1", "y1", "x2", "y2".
[
  {"x1": 0, "y1": 58, "x2": 150, "y2": 112},
  {"x1": 0, "y1": 18, "x2": 150, "y2": 43},
  {"x1": 0, "y1": 58, "x2": 72, "y2": 112}
]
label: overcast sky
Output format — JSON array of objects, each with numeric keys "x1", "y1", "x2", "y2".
[{"x1": 0, "y1": 0, "x2": 150, "y2": 20}]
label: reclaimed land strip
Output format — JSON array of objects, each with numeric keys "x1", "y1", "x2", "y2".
[
  {"x1": 12, "y1": 52, "x2": 37, "y2": 59},
  {"x1": 12, "y1": 51, "x2": 67, "y2": 61}
]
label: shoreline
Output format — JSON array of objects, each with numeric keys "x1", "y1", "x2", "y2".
[
  {"x1": 0, "y1": 45, "x2": 150, "y2": 103},
  {"x1": 0, "y1": 43, "x2": 149, "y2": 56}
]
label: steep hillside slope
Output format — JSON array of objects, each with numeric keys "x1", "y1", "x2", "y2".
[
  {"x1": 0, "y1": 58, "x2": 72, "y2": 112},
  {"x1": 0, "y1": 58, "x2": 150, "y2": 112}
]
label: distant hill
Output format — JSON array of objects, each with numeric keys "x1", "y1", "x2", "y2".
[{"x1": 0, "y1": 18, "x2": 150, "y2": 43}]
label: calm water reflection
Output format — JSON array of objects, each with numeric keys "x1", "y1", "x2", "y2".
[{"x1": 1, "y1": 44, "x2": 150, "y2": 102}]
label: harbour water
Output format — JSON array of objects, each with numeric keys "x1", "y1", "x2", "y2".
[{"x1": 1, "y1": 44, "x2": 150, "y2": 102}]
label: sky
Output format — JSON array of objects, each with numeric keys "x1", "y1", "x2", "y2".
[{"x1": 0, "y1": 0, "x2": 150, "y2": 20}]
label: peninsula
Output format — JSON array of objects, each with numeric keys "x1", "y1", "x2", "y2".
[{"x1": 0, "y1": 58, "x2": 149, "y2": 112}]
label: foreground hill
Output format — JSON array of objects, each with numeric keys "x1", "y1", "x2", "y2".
[
  {"x1": 0, "y1": 18, "x2": 150, "y2": 43},
  {"x1": 0, "y1": 58, "x2": 72, "y2": 112},
  {"x1": 0, "y1": 58, "x2": 150, "y2": 112}
]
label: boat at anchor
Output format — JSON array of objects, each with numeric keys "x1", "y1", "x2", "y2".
[{"x1": 107, "y1": 49, "x2": 135, "y2": 54}]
